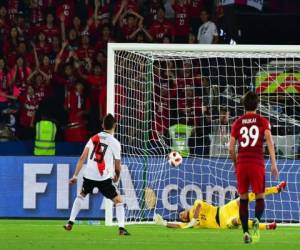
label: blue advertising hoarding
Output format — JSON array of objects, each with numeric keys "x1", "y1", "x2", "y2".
[{"x1": 0, "y1": 156, "x2": 299, "y2": 222}]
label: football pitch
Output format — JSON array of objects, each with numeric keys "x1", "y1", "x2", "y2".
[{"x1": 0, "y1": 220, "x2": 299, "y2": 250}]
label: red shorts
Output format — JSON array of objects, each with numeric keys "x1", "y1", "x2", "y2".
[{"x1": 236, "y1": 164, "x2": 265, "y2": 194}]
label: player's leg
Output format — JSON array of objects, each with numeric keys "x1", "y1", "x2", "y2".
[
  {"x1": 99, "y1": 178, "x2": 130, "y2": 235},
  {"x1": 112, "y1": 195, "x2": 130, "y2": 235},
  {"x1": 248, "y1": 220, "x2": 276, "y2": 230},
  {"x1": 64, "y1": 178, "x2": 91, "y2": 231},
  {"x1": 248, "y1": 181, "x2": 287, "y2": 203},
  {"x1": 250, "y1": 167, "x2": 266, "y2": 241},
  {"x1": 236, "y1": 165, "x2": 251, "y2": 243}
]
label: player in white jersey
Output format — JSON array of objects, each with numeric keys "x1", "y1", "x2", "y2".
[{"x1": 64, "y1": 114, "x2": 130, "y2": 235}]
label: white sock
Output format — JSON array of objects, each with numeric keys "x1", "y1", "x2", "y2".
[
  {"x1": 69, "y1": 195, "x2": 84, "y2": 222},
  {"x1": 116, "y1": 203, "x2": 125, "y2": 228}
]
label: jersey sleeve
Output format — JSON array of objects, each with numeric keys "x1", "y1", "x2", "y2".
[
  {"x1": 261, "y1": 117, "x2": 271, "y2": 132},
  {"x1": 230, "y1": 120, "x2": 238, "y2": 138},
  {"x1": 85, "y1": 138, "x2": 92, "y2": 150},
  {"x1": 111, "y1": 140, "x2": 121, "y2": 160}
]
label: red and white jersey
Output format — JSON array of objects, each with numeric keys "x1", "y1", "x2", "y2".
[
  {"x1": 172, "y1": 3, "x2": 190, "y2": 36},
  {"x1": 231, "y1": 113, "x2": 271, "y2": 166},
  {"x1": 83, "y1": 132, "x2": 121, "y2": 181}
]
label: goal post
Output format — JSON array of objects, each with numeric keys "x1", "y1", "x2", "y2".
[{"x1": 106, "y1": 43, "x2": 300, "y2": 226}]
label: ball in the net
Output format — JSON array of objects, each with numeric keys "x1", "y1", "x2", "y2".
[{"x1": 168, "y1": 151, "x2": 183, "y2": 167}]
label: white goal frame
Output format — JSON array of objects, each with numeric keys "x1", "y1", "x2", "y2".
[{"x1": 105, "y1": 43, "x2": 300, "y2": 226}]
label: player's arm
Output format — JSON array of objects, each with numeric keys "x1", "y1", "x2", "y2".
[
  {"x1": 179, "y1": 204, "x2": 201, "y2": 229},
  {"x1": 265, "y1": 129, "x2": 279, "y2": 179},
  {"x1": 229, "y1": 136, "x2": 237, "y2": 169},
  {"x1": 69, "y1": 147, "x2": 89, "y2": 184},
  {"x1": 113, "y1": 159, "x2": 121, "y2": 183},
  {"x1": 154, "y1": 214, "x2": 188, "y2": 229},
  {"x1": 112, "y1": 140, "x2": 122, "y2": 183}
]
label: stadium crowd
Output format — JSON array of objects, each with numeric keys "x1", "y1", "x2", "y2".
[
  {"x1": 0, "y1": 0, "x2": 299, "y2": 146},
  {"x1": 0, "y1": 0, "x2": 222, "y2": 142}
]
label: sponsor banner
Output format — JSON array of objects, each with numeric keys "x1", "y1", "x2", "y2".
[
  {"x1": 255, "y1": 72, "x2": 300, "y2": 94},
  {"x1": 0, "y1": 157, "x2": 299, "y2": 221},
  {"x1": 220, "y1": 0, "x2": 264, "y2": 11}
]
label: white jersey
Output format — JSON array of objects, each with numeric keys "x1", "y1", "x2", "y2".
[
  {"x1": 83, "y1": 131, "x2": 121, "y2": 181},
  {"x1": 197, "y1": 21, "x2": 218, "y2": 44}
]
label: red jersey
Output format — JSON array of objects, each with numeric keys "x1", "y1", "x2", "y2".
[
  {"x1": 190, "y1": 0, "x2": 206, "y2": 18},
  {"x1": 149, "y1": 20, "x2": 175, "y2": 42},
  {"x1": 19, "y1": 93, "x2": 39, "y2": 127},
  {"x1": 30, "y1": 4, "x2": 44, "y2": 25},
  {"x1": 231, "y1": 113, "x2": 271, "y2": 166},
  {"x1": 7, "y1": 0, "x2": 19, "y2": 21},
  {"x1": 76, "y1": 47, "x2": 96, "y2": 60},
  {"x1": 148, "y1": 1, "x2": 162, "y2": 21},
  {"x1": 40, "y1": 25, "x2": 60, "y2": 43},
  {"x1": 56, "y1": 0, "x2": 75, "y2": 27},
  {"x1": 64, "y1": 89, "x2": 91, "y2": 142},
  {"x1": 172, "y1": 4, "x2": 190, "y2": 36},
  {"x1": 113, "y1": 0, "x2": 139, "y2": 15}
]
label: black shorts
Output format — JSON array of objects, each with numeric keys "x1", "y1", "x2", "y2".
[{"x1": 81, "y1": 177, "x2": 118, "y2": 200}]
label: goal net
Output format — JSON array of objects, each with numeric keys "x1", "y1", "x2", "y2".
[{"x1": 106, "y1": 44, "x2": 300, "y2": 225}]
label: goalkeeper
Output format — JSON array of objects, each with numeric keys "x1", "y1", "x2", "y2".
[{"x1": 155, "y1": 181, "x2": 286, "y2": 230}]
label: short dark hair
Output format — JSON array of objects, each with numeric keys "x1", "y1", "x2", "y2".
[
  {"x1": 242, "y1": 91, "x2": 259, "y2": 111},
  {"x1": 103, "y1": 113, "x2": 116, "y2": 130}
]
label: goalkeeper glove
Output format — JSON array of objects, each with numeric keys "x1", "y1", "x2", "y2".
[
  {"x1": 181, "y1": 218, "x2": 199, "y2": 229},
  {"x1": 154, "y1": 214, "x2": 167, "y2": 226}
]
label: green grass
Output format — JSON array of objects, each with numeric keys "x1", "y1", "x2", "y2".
[{"x1": 0, "y1": 220, "x2": 299, "y2": 250}]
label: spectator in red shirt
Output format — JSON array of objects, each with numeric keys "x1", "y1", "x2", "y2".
[
  {"x1": 0, "y1": 58, "x2": 12, "y2": 117},
  {"x1": 171, "y1": 0, "x2": 190, "y2": 43},
  {"x1": 76, "y1": 32, "x2": 95, "y2": 62},
  {"x1": 18, "y1": 85, "x2": 38, "y2": 140},
  {"x1": 67, "y1": 28, "x2": 80, "y2": 50},
  {"x1": 29, "y1": 0, "x2": 45, "y2": 27},
  {"x1": 72, "y1": 16, "x2": 85, "y2": 37},
  {"x1": 0, "y1": 7, "x2": 9, "y2": 49},
  {"x1": 77, "y1": 63, "x2": 106, "y2": 106},
  {"x1": 94, "y1": 51, "x2": 107, "y2": 71},
  {"x1": 40, "y1": 12, "x2": 60, "y2": 44},
  {"x1": 3, "y1": 27, "x2": 20, "y2": 66},
  {"x1": 95, "y1": 25, "x2": 114, "y2": 52},
  {"x1": 15, "y1": 11, "x2": 29, "y2": 39},
  {"x1": 27, "y1": 69, "x2": 52, "y2": 103},
  {"x1": 148, "y1": 6, "x2": 175, "y2": 43},
  {"x1": 7, "y1": 0, "x2": 20, "y2": 24},
  {"x1": 56, "y1": 0, "x2": 75, "y2": 28},
  {"x1": 35, "y1": 31, "x2": 52, "y2": 55},
  {"x1": 64, "y1": 81, "x2": 90, "y2": 142},
  {"x1": 10, "y1": 56, "x2": 32, "y2": 95},
  {"x1": 142, "y1": 0, "x2": 164, "y2": 26},
  {"x1": 92, "y1": 0, "x2": 111, "y2": 27},
  {"x1": 50, "y1": 36, "x2": 63, "y2": 59},
  {"x1": 39, "y1": 55, "x2": 54, "y2": 80},
  {"x1": 11, "y1": 42, "x2": 35, "y2": 68}
]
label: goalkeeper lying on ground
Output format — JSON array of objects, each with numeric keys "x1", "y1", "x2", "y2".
[{"x1": 155, "y1": 181, "x2": 286, "y2": 230}]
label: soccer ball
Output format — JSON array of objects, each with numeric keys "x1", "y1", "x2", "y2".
[{"x1": 168, "y1": 151, "x2": 183, "y2": 167}]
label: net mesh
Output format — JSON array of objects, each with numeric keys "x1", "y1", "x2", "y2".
[{"x1": 112, "y1": 49, "x2": 300, "y2": 223}]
